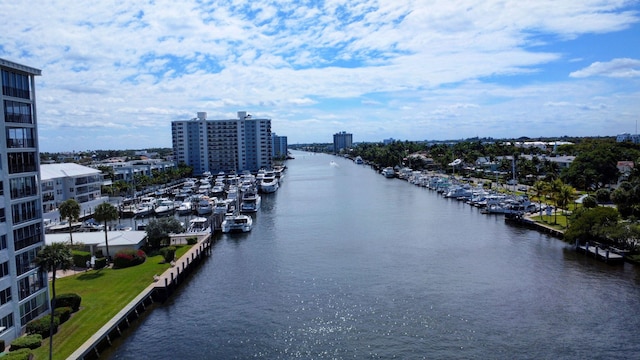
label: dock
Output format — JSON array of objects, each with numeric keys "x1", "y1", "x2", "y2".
[
  {"x1": 575, "y1": 241, "x2": 624, "y2": 264},
  {"x1": 68, "y1": 235, "x2": 213, "y2": 360}
]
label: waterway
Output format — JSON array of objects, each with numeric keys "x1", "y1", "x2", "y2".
[{"x1": 107, "y1": 150, "x2": 640, "y2": 359}]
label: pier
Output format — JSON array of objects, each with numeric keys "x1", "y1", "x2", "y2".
[
  {"x1": 68, "y1": 236, "x2": 214, "y2": 360},
  {"x1": 575, "y1": 241, "x2": 624, "y2": 264}
]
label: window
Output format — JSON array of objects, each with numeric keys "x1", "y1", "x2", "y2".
[
  {"x1": 0, "y1": 313, "x2": 13, "y2": 333},
  {"x1": 0, "y1": 262, "x2": 8, "y2": 279},
  {"x1": 11, "y1": 200, "x2": 39, "y2": 224},
  {"x1": 15, "y1": 247, "x2": 40, "y2": 276},
  {"x1": 7, "y1": 152, "x2": 36, "y2": 174},
  {"x1": 0, "y1": 235, "x2": 6, "y2": 250},
  {"x1": 1, "y1": 69, "x2": 31, "y2": 99},
  {"x1": 6, "y1": 127, "x2": 35, "y2": 148},
  {"x1": 3, "y1": 100, "x2": 32, "y2": 123},
  {"x1": 18, "y1": 271, "x2": 46, "y2": 301},
  {"x1": 9, "y1": 176, "x2": 37, "y2": 199},
  {"x1": 20, "y1": 292, "x2": 47, "y2": 326},
  {"x1": 0, "y1": 287, "x2": 12, "y2": 305},
  {"x1": 14, "y1": 223, "x2": 42, "y2": 251}
]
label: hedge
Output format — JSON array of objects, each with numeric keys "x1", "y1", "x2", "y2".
[
  {"x1": 54, "y1": 306, "x2": 73, "y2": 324},
  {"x1": 26, "y1": 315, "x2": 59, "y2": 338},
  {"x1": 10, "y1": 334, "x2": 42, "y2": 351},
  {"x1": 3, "y1": 348, "x2": 32, "y2": 360},
  {"x1": 72, "y1": 250, "x2": 91, "y2": 268},
  {"x1": 56, "y1": 293, "x2": 82, "y2": 312},
  {"x1": 113, "y1": 249, "x2": 147, "y2": 269},
  {"x1": 159, "y1": 246, "x2": 176, "y2": 263},
  {"x1": 94, "y1": 257, "x2": 107, "y2": 269}
]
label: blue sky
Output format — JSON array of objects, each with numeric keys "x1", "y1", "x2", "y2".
[{"x1": 2, "y1": 0, "x2": 639, "y2": 152}]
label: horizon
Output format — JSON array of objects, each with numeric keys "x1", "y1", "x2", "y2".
[{"x1": 2, "y1": 1, "x2": 639, "y2": 153}]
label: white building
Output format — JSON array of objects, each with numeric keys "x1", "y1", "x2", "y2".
[
  {"x1": 40, "y1": 163, "x2": 108, "y2": 222},
  {"x1": 0, "y1": 58, "x2": 49, "y2": 343},
  {"x1": 172, "y1": 111, "x2": 273, "y2": 176}
]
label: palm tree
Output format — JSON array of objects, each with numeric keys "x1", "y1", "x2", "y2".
[
  {"x1": 93, "y1": 202, "x2": 119, "y2": 261},
  {"x1": 35, "y1": 243, "x2": 73, "y2": 360},
  {"x1": 557, "y1": 184, "x2": 576, "y2": 227},
  {"x1": 59, "y1": 199, "x2": 80, "y2": 245},
  {"x1": 549, "y1": 178, "x2": 564, "y2": 224},
  {"x1": 531, "y1": 180, "x2": 548, "y2": 221}
]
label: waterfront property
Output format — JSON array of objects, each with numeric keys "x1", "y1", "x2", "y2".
[
  {"x1": 0, "y1": 57, "x2": 49, "y2": 345},
  {"x1": 172, "y1": 111, "x2": 273, "y2": 176}
]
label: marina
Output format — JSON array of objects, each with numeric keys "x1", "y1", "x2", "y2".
[{"x1": 105, "y1": 151, "x2": 640, "y2": 359}]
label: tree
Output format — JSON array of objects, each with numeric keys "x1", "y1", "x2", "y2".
[
  {"x1": 145, "y1": 217, "x2": 185, "y2": 249},
  {"x1": 547, "y1": 178, "x2": 566, "y2": 224},
  {"x1": 35, "y1": 243, "x2": 73, "y2": 360},
  {"x1": 564, "y1": 206, "x2": 620, "y2": 244},
  {"x1": 581, "y1": 195, "x2": 598, "y2": 209},
  {"x1": 59, "y1": 199, "x2": 80, "y2": 245},
  {"x1": 531, "y1": 180, "x2": 548, "y2": 219},
  {"x1": 93, "y1": 202, "x2": 119, "y2": 261}
]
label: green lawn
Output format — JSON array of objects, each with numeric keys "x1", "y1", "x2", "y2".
[{"x1": 30, "y1": 245, "x2": 191, "y2": 360}]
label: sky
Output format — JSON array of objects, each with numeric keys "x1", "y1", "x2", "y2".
[{"x1": 2, "y1": 0, "x2": 640, "y2": 152}]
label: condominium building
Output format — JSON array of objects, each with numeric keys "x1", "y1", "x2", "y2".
[
  {"x1": 172, "y1": 111, "x2": 272, "y2": 175},
  {"x1": 272, "y1": 133, "x2": 288, "y2": 159},
  {"x1": 333, "y1": 131, "x2": 353, "y2": 154},
  {"x1": 40, "y1": 163, "x2": 107, "y2": 223},
  {"x1": 0, "y1": 58, "x2": 49, "y2": 343}
]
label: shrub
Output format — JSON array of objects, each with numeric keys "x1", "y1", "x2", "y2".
[
  {"x1": 0, "y1": 338, "x2": 4, "y2": 350},
  {"x1": 113, "y1": 249, "x2": 147, "y2": 269},
  {"x1": 26, "y1": 315, "x2": 59, "y2": 338},
  {"x1": 4, "y1": 348, "x2": 32, "y2": 360},
  {"x1": 72, "y1": 250, "x2": 91, "y2": 268},
  {"x1": 94, "y1": 257, "x2": 107, "y2": 269},
  {"x1": 159, "y1": 246, "x2": 176, "y2": 263},
  {"x1": 56, "y1": 293, "x2": 82, "y2": 312},
  {"x1": 186, "y1": 236, "x2": 198, "y2": 245},
  {"x1": 10, "y1": 334, "x2": 42, "y2": 351},
  {"x1": 54, "y1": 306, "x2": 73, "y2": 324}
]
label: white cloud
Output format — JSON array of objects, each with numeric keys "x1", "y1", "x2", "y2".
[
  {"x1": 570, "y1": 58, "x2": 640, "y2": 78},
  {"x1": 0, "y1": 0, "x2": 638, "y2": 151}
]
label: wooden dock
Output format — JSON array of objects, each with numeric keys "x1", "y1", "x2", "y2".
[
  {"x1": 68, "y1": 236, "x2": 213, "y2": 360},
  {"x1": 576, "y1": 241, "x2": 624, "y2": 264}
]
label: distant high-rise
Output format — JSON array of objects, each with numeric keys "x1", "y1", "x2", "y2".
[
  {"x1": 172, "y1": 111, "x2": 272, "y2": 175},
  {"x1": 272, "y1": 133, "x2": 288, "y2": 159},
  {"x1": 333, "y1": 131, "x2": 353, "y2": 154},
  {"x1": 0, "y1": 58, "x2": 49, "y2": 343}
]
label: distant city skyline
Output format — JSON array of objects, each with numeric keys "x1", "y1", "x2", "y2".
[{"x1": 2, "y1": 1, "x2": 639, "y2": 152}]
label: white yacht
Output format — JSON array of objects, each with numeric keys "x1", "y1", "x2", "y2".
[
  {"x1": 240, "y1": 190, "x2": 261, "y2": 213},
  {"x1": 354, "y1": 156, "x2": 364, "y2": 164},
  {"x1": 176, "y1": 201, "x2": 193, "y2": 216},
  {"x1": 196, "y1": 197, "x2": 214, "y2": 215},
  {"x1": 187, "y1": 217, "x2": 210, "y2": 233},
  {"x1": 260, "y1": 178, "x2": 279, "y2": 193},
  {"x1": 382, "y1": 167, "x2": 395, "y2": 178},
  {"x1": 221, "y1": 213, "x2": 253, "y2": 233},
  {"x1": 154, "y1": 199, "x2": 176, "y2": 216}
]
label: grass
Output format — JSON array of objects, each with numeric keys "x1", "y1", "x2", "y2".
[{"x1": 30, "y1": 245, "x2": 191, "y2": 360}]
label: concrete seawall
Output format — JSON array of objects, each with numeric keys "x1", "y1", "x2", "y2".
[{"x1": 68, "y1": 236, "x2": 213, "y2": 360}]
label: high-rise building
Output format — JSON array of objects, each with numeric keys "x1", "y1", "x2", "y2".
[
  {"x1": 0, "y1": 58, "x2": 49, "y2": 343},
  {"x1": 272, "y1": 133, "x2": 288, "y2": 159},
  {"x1": 333, "y1": 131, "x2": 353, "y2": 154},
  {"x1": 172, "y1": 111, "x2": 272, "y2": 175}
]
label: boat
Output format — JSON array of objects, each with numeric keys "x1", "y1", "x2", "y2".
[
  {"x1": 222, "y1": 177, "x2": 254, "y2": 233},
  {"x1": 240, "y1": 190, "x2": 261, "y2": 213},
  {"x1": 187, "y1": 217, "x2": 210, "y2": 233},
  {"x1": 221, "y1": 213, "x2": 253, "y2": 233},
  {"x1": 214, "y1": 198, "x2": 232, "y2": 214},
  {"x1": 133, "y1": 203, "x2": 154, "y2": 217},
  {"x1": 354, "y1": 156, "x2": 364, "y2": 164},
  {"x1": 176, "y1": 201, "x2": 193, "y2": 216},
  {"x1": 154, "y1": 199, "x2": 176, "y2": 216},
  {"x1": 382, "y1": 167, "x2": 395, "y2": 178},
  {"x1": 196, "y1": 197, "x2": 214, "y2": 215}
]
